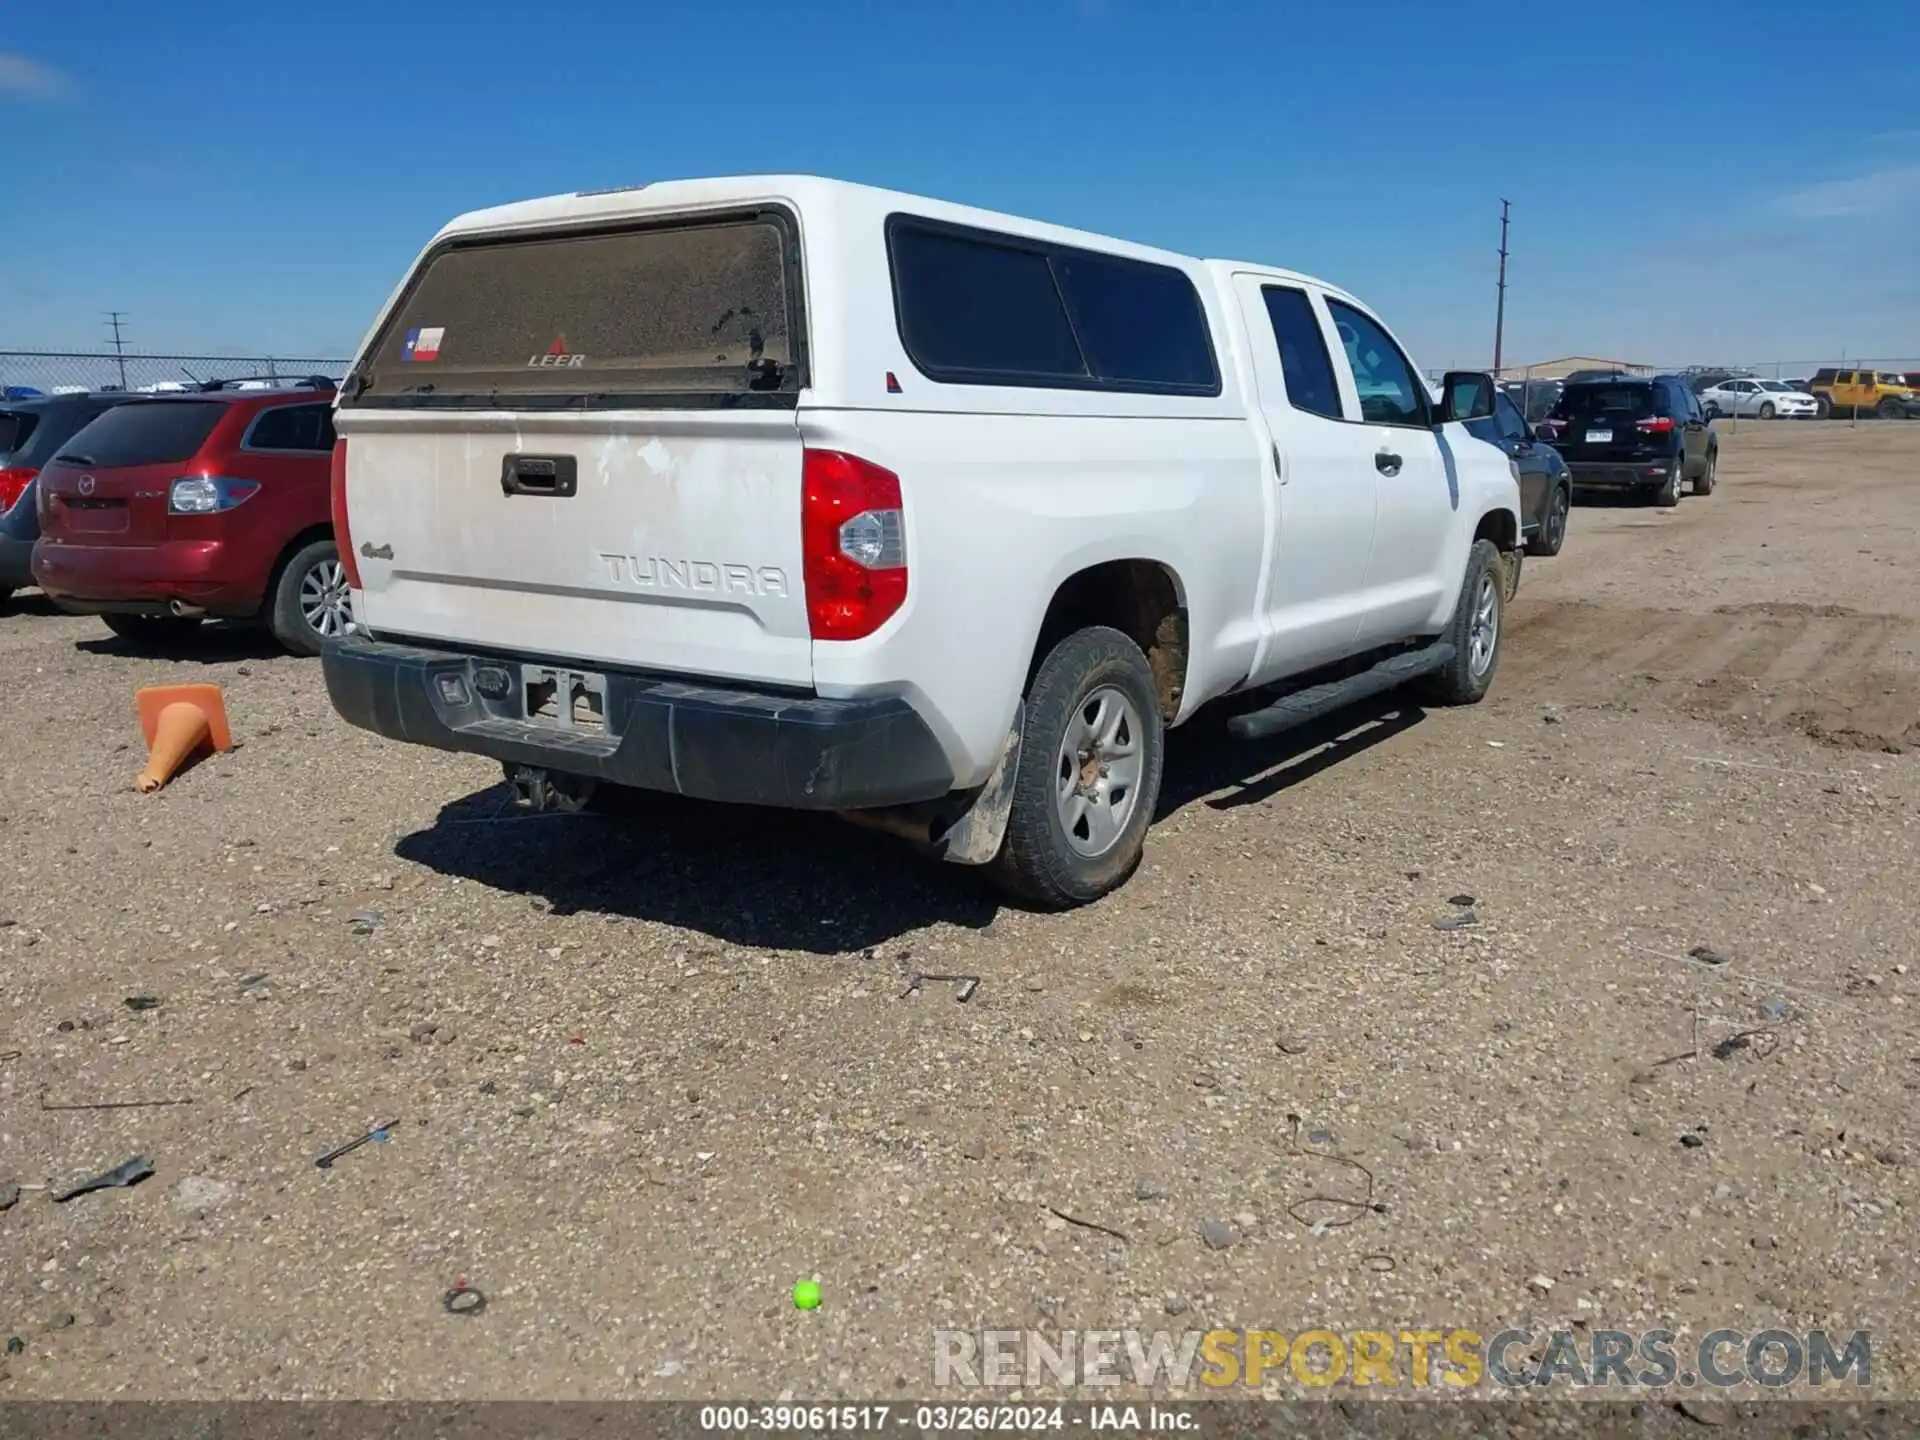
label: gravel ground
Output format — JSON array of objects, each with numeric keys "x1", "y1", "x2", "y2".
[{"x1": 2, "y1": 421, "x2": 1917, "y2": 1404}]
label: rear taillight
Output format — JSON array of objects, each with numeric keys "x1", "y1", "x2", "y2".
[
  {"x1": 801, "y1": 448, "x2": 906, "y2": 642},
  {"x1": 168, "y1": 475, "x2": 260, "y2": 514},
  {"x1": 331, "y1": 438, "x2": 360, "y2": 589},
  {"x1": 1636, "y1": 417, "x2": 1676, "y2": 434},
  {"x1": 0, "y1": 466, "x2": 35, "y2": 513}
]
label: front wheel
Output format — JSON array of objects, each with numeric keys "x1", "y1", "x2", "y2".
[
  {"x1": 1815, "y1": 396, "x2": 1831, "y2": 419},
  {"x1": 268, "y1": 538, "x2": 355, "y2": 656},
  {"x1": 1758, "y1": 402, "x2": 1775, "y2": 420},
  {"x1": 1878, "y1": 398, "x2": 1903, "y2": 420},
  {"x1": 1420, "y1": 539, "x2": 1506, "y2": 707},
  {"x1": 988, "y1": 625, "x2": 1165, "y2": 909},
  {"x1": 1527, "y1": 484, "x2": 1570, "y2": 557}
]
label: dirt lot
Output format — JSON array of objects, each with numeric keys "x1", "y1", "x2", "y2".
[{"x1": 2, "y1": 421, "x2": 1918, "y2": 1404}]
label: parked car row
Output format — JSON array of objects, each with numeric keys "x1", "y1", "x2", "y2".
[{"x1": 0, "y1": 377, "x2": 351, "y2": 653}]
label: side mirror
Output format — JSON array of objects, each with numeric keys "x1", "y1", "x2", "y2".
[{"x1": 1438, "y1": 371, "x2": 1496, "y2": 425}]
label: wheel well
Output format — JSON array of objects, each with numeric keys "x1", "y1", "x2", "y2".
[
  {"x1": 264, "y1": 523, "x2": 337, "y2": 602},
  {"x1": 1032, "y1": 560, "x2": 1189, "y2": 720},
  {"x1": 1473, "y1": 510, "x2": 1518, "y2": 552}
]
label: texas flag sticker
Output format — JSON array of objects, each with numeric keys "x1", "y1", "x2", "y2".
[{"x1": 402, "y1": 326, "x2": 445, "y2": 362}]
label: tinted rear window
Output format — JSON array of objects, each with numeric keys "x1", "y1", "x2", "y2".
[
  {"x1": 1552, "y1": 384, "x2": 1657, "y2": 420},
  {"x1": 353, "y1": 216, "x2": 799, "y2": 407},
  {"x1": 0, "y1": 410, "x2": 37, "y2": 462},
  {"x1": 53, "y1": 402, "x2": 224, "y2": 468},
  {"x1": 888, "y1": 218, "x2": 1220, "y2": 396},
  {"x1": 245, "y1": 403, "x2": 337, "y2": 452},
  {"x1": 891, "y1": 227, "x2": 1086, "y2": 381}
]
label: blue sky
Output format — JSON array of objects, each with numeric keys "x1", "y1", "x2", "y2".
[{"x1": 6, "y1": 0, "x2": 1919, "y2": 370}]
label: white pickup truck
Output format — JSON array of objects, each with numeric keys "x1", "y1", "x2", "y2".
[{"x1": 323, "y1": 176, "x2": 1523, "y2": 907}]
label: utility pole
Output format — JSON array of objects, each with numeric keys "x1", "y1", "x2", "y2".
[
  {"x1": 105, "y1": 311, "x2": 129, "y2": 390},
  {"x1": 1492, "y1": 200, "x2": 1511, "y2": 379}
]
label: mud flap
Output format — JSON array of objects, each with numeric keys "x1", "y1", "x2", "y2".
[
  {"x1": 934, "y1": 701, "x2": 1024, "y2": 866},
  {"x1": 1500, "y1": 548, "x2": 1523, "y2": 604}
]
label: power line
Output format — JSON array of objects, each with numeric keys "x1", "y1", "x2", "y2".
[
  {"x1": 105, "y1": 311, "x2": 130, "y2": 390},
  {"x1": 1492, "y1": 200, "x2": 1510, "y2": 378}
]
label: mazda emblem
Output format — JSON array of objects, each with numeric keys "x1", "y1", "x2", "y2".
[{"x1": 77, "y1": 475, "x2": 95, "y2": 496}]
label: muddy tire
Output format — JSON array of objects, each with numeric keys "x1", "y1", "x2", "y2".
[
  {"x1": 988, "y1": 625, "x2": 1164, "y2": 909},
  {"x1": 1420, "y1": 539, "x2": 1505, "y2": 707},
  {"x1": 103, "y1": 613, "x2": 202, "y2": 649}
]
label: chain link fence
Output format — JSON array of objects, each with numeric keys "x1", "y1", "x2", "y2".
[{"x1": 1, "y1": 351, "x2": 349, "y2": 397}]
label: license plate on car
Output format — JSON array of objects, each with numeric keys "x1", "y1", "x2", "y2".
[{"x1": 1585, "y1": 428, "x2": 1613, "y2": 444}]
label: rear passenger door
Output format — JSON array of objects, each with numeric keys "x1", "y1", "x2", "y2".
[
  {"x1": 1321, "y1": 300, "x2": 1454, "y2": 649},
  {"x1": 1231, "y1": 275, "x2": 1379, "y2": 680},
  {"x1": 239, "y1": 401, "x2": 338, "y2": 531}
]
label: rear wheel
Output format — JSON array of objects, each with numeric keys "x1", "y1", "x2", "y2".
[
  {"x1": 1704, "y1": 402, "x2": 1721, "y2": 419},
  {"x1": 1758, "y1": 401, "x2": 1775, "y2": 420},
  {"x1": 0, "y1": 586, "x2": 12, "y2": 613},
  {"x1": 103, "y1": 612, "x2": 203, "y2": 648},
  {"x1": 268, "y1": 538, "x2": 354, "y2": 657},
  {"x1": 1693, "y1": 450, "x2": 1717, "y2": 496},
  {"x1": 1527, "y1": 484, "x2": 1570, "y2": 557},
  {"x1": 1420, "y1": 539, "x2": 1505, "y2": 706},
  {"x1": 988, "y1": 625, "x2": 1164, "y2": 909},
  {"x1": 1652, "y1": 461, "x2": 1682, "y2": 507}
]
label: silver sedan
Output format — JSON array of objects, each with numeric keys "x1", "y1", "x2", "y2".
[{"x1": 1700, "y1": 379, "x2": 1820, "y2": 419}]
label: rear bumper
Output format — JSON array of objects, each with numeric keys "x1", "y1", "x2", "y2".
[
  {"x1": 321, "y1": 633, "x2": 957, "y2": 812},
  {"x1": 30, "y1": 539, "x2": 265, "y2": 616},
  {"x1": 1564, "y1": 460, "x2": 1674, "y2": 490}
]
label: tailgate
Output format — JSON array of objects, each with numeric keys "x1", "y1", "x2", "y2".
[
  {"x1": 37, "y1": 400, "x2": 225, "y2": 545},
  {"x1": 1547, "y1": 385, "x2": 1665, "y2": 461},
  {"x1": 338, "y1": 207, "x2": 813, "y2": 687},
  {"x1": 339, "y1": 411, "x2": 810, "y2": 685},
  {"x1": 39, "y1": 460, "x2": 176, "y2": 543}
]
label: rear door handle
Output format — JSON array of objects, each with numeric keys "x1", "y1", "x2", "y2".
[
  {"x1": 1375, "y1": 450, "x2": 1403, "y2": 477},
  {"x1": 500, "y1": 454, "x2": 578, "y2": 498}
]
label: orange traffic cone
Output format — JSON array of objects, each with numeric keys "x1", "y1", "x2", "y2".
[{"x1": 134, "y1": 683, "x2": 232, "y2": 793}]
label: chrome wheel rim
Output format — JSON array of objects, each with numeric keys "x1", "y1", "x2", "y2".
[
  {"x1": 300, "y1": 558, "x2": 356, "y2": 638},
  {"x1": 1054, "y1": 685, "x2": 1144, "y2": 858},
  {"x1": 1468, "y1": 574, "x2": 1499, "y2": 679}
]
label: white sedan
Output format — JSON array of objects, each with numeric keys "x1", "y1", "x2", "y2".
[{"x1": 1700, "y1": 378, "x2": 1819, "y2": 419}]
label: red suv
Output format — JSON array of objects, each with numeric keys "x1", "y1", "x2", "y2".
[{"x1": 32, "y1": 381, "x2": 353, "y2": 655}]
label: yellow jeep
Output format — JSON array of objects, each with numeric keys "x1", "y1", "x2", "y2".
[{"x1": 1808, "y1": 368, "x2": 1920, "y2": 419}]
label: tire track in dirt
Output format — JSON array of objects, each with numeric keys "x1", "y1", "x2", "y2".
[{"x1": 1505, "y1": 598, "x2": 1920, "y2": 753}]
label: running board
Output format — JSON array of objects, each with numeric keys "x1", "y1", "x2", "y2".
[{"x1": 1226, "y1": 642, "x2": 1455, "y2": 742}]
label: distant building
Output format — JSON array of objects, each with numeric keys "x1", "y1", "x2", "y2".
[{"x1": 1495, "y1": 355, "x2": 1655, "y2": 381}]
